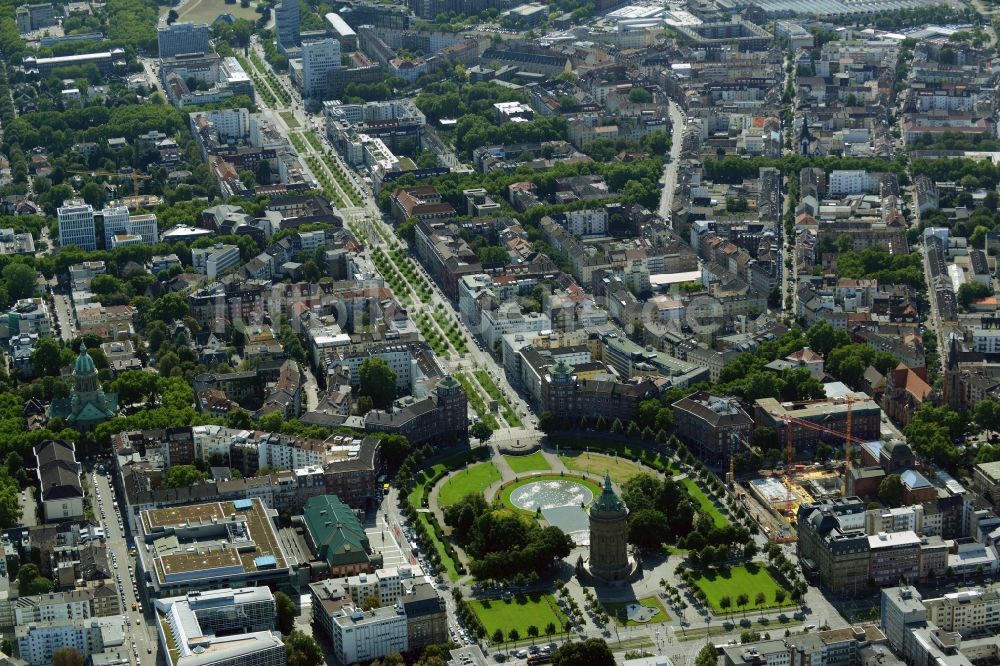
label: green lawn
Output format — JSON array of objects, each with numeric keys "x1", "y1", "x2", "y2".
[
  {"x1": 470, "y1": 593, "x2": 567, "y2": 639},
  {"x1": 691, "y1": 564, "x2": 791, "y2": 614},
  {"x1": 604, "y1": 596, "x2": 670, "y2": 626},
  {"x1": 505, "y1": 452, "x2": 551, "y2": 474},
  {"x1": 498, "y1": 474, "x2": 602, "y2": 514},
  {"x1": 279, "y1": 112, "x2": 300, "y2": 128},
  {"x1": 558, "y1": 451, "x2": 646, "y2": 484},
  {"x1": 682, "y1": 478, "x2": 729, "y2": 528},
  {"x1": 437, "y1": 462, "x2": 501, "y2": 507}
]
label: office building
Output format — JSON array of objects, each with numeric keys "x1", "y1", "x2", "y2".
[
  {"x1": 135, "y1": 498, "x2": 290, "y2": 595},
  {"x1": 301, "y1": 38, "x2": 340, "y2": 99},
  {"x1": 16, "y1": 3, "x2": 55, "y2": 33},
  {"x1": 102, "y1": 204, "x2": 158, "y2": 248},
  {"x1": 331, "y1": 604, "x2": 408, "y2": 665},
  {"x1": 672, "y1": 391, "x2": 754, "y2": 465},
  {"x1": 191, "y1": 243, "x2": 241, "y2": 278},
  {"x1": 57, "y1": 199, "x2": 97, "y2": 251},
  {"x1": 157, "y1": 22, "x2": 210, "y2": 58},
  {"x1": 154, "y1": 587, "x2": 285, "y2": 666},
  {"x1": 275, "y1": 0, "x2": 300, "y2": 51}
]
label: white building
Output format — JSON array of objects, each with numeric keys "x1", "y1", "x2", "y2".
[
  {"x1": 57, "y1": 199, "x2": 97, "y2": 251},
  {"x1": 154, "y1": 587, "x2": 284, "y2": 666},
  {"x1": 191, "y1": 243, "x2": 241, "y2": 278},
  {"x1": 3, "y1": 298, "x2": 52, "y2": 339},
  {"x1": 330, "y1": 605, "x2": 408, "y2": 665},
  {"x1": 345, "y1": 565, "x2": 423, "y2": 608},
  {"x1": 301, "y1": 37, "x2": 340, "y2": 99},
  {"x1": 102, "y1": 204, "x2": 158, "y2": 248},
  {"x1": 458, "y1": 274, "x2": 494, "y2": 329},
  {"x1": 481, "y1": 304, "x2": 551, "y2": 350},
  {"x1": 257, "y1": 432, "x2": 324, "y2": 470},
  {"x1": 972, "y1": 327, "x2": 1000, "y2": 354},
  {"x1": 16, "y1": 617, "x2": 124, "y2": 666},
  {"x1": 562, "y1": 208, "x2": 608, "y2": 237},
  {"x1": 828, "y1": 170, "x2": 878, "y2": 196}
]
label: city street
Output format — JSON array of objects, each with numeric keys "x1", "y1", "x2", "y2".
[
  {"x1": 658, "y1": 99, "x2": 686, "y2": 223},
  {"x1": 90, "y1": 465, "x2": 157, "y2": 666}
]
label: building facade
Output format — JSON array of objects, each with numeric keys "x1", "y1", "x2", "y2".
[{"x1": 58, "y1": 199, "x2": 97, "y2": 251}]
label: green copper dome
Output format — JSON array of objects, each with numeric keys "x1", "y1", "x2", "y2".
[
  {"x1": 74, "y1": 342, "x2": 96, "y2": 375},
  {"x1": 590, "y1": 471, "x2": 627, "y2": 516}
]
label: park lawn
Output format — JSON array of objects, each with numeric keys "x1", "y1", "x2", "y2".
[
  {"x1": 163, "y1": 0, "x2": 260, "y2": 24},
  {"x1": 279, "y1": 112, "x2": 300, "y2": 128},
  {"x1": 558, "y1": 451, "x2": 646, "y2": 484},
  {"x1": 604, "y1": 596, "x2": 670, "y2": 627},
  {"x1": 549, "y1": 435, "x2": 681, "y2": 474},
  {"x1": 691, "y1": 564, "x2": 791, "y2": 614},
  {"x1": 499, "y1": 474, "x2": 602, "y2": 514},
  {"x1": 471, "y1": 593, "x2": 567, "y2": 639},
  {"x1": 682, "y1": 478, "x2": 729, "y2": 528},
  {"x1": 505, "y1": 452, "x2": 551, "y2": 474},
  {"x1": 438, "y1": 462, "x2": 501, "y2": 507}
]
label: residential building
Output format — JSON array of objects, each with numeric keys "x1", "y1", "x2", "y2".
[
  {"x1": 34, "y1": 440, "x2": 84, "y2": 522},
  {"x1": 672, "y1": 391, "x2": 753, "y2": 465},
  {"x1": 868, "y1": 531, "x2": 921, "y2": 586},
  {"x1": 191, "y1": 243, "x2": 241, "y2": 278},
  {"x1": 154, "y1": 587, "x2": 284, "y2": 666},
  {"x1": 975, "y1": 461, "x2": 1000, "y2": 509},
  {"x1": 157, "y1": 22, "x2": 210, "y2": 58},
  {"x1": 400, "y1": 582, "x2": 447, "y2": 651},
  {"x1": 16, "y1": 617, "x2": 123, "y2": 666},
  {"x1": 363, "y1": 376, "x2": 468, "y2": 447},
  {"x1": 13, "y1": 588, "x2": 122, "y2": 626},
  {"x1": 58, "y1": 199, "x2": 97, "y2": 251}
]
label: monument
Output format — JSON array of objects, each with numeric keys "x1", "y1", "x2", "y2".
[{"x1": 586, "y1": 471, "x2": 630, "y2": 581}]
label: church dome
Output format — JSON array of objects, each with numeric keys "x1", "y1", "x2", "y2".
[{"x1": 74, "y1": 342, "x2": 97, "y2": 375}]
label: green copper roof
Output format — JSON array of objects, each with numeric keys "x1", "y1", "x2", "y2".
[
  {"x1": 591, "y1": 471, "x2": 627, "y2": 515},
  {"x1": 74, "y1": 342, "x2": 96, "y2": 375}
]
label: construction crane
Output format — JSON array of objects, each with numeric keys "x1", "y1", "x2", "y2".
[
  {"x1": 769, "y1": 399, "x2": 871, "y2": 516},
  {"x1": 65, "y1": 169, "x2": 151, "y2": 197}
]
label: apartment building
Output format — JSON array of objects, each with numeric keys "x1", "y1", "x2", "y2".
[{"x1": 191, "y1": 243, "x2": 241, "y2": 278}]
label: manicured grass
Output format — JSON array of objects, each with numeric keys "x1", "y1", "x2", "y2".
[
  {"x1": 682, "y1": 478, "x2": 729, "y2": 528},
  {"x1": 498, "y1": 474, "x2": 602, "y2": 514},
  {"x1": 438, "y1": 462, "x2": 501, "y2": 507},
  {"x1": 279, "y1": 111, "x2": 300, "y2": 128},
  {"x1": 558, "y1": 451, "x2": 646, "y2": 484},
  {"x1": 470, "y1": 593, "x2": 567, "y2": 639},
  {"x1": 549, "y1": 435, "x2": 681, "y2": 474},
  {"x1": 504, "y1": 452, "x2": 550, "y2": 474},
  {"x1": 604, "y1": 596, "x2": 670, "y2": 626},
  {"x1": 690, "y1": 563, "x2": 791, "y2": 614}
]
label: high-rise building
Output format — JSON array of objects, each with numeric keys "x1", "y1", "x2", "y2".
[
  {"x1": 15, "y1": 3, "x2": 55, "y2": 34},
  {"x1": 301, "y1": 37, "x2": 340, "y2": 99},
  {"x1": 57, "y1": 199, "x2": 97, "y2": 251},
  {"x1": 102, "y1": 203, "x2": 158, "y2": 248},
  {"x1": 157, "y1": 21, "x2": 210, "y2": 58},
  {"x1": 275, "y1": 0, "x2": 300, "y2": 51}
]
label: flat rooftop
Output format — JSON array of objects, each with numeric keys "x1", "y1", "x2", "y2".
[{"x1": 140, "y1": 498, "x2": 286, "y2": 584}]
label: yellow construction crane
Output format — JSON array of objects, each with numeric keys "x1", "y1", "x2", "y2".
[{"x1": 65, "y1": 169, "x2": 151, "y2": 197}]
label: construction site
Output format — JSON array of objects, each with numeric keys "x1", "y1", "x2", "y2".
[{"x1": 731, "y1": 393, "x2": 883, "y2": 544}]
